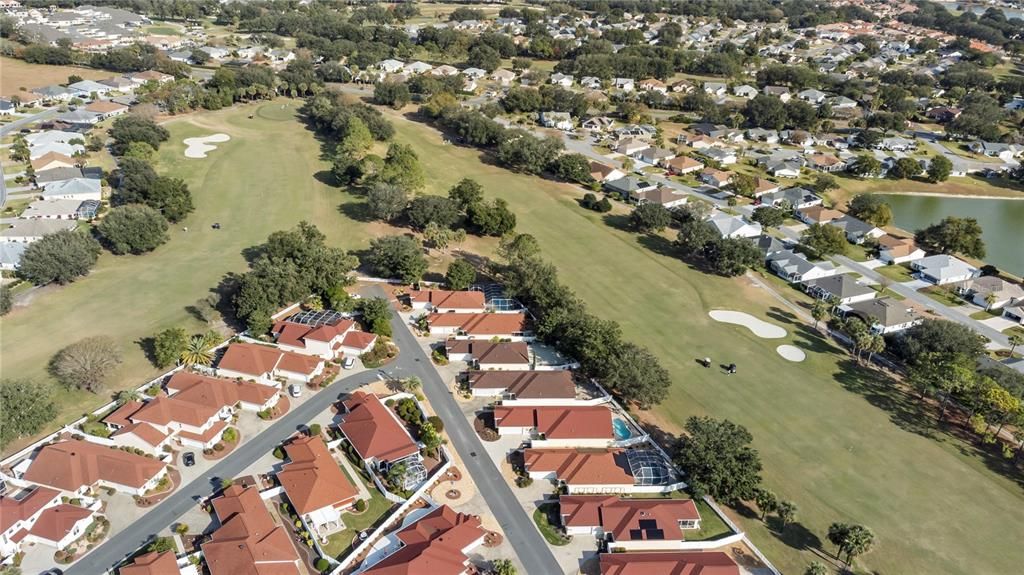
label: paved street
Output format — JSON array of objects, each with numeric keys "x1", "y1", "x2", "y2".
[{"x1": 0, "y1": 107, "x2": 57, "y2": 137}]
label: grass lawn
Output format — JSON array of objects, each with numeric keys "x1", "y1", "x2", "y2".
[
  {"x1": 920, "y1": 286, "x2": 966, "y2": 308},
  {"x1": 970, "y1": 308, "x2": 1003, "y2": 320},
  {"x1": 843, "y1": 243, "x2": 874, "y2": 263},
  {"x1": 874, "y1": 263, "x2": 915, "y2": 283},
  {"x1": 829, "y1": 172, "x2": 1024, "y2": 201},
  {"x1": 0, "y1": 57, "x2": 115, "y2": 98},
  {"x1": 533, "y1": 503, "x2": 570, "y2": 546},
  {"x1": 144, "y1": 23, "x2": 183, "y2": 36},
  {"x1": 321, "y1": 478, "x2": 394, "y2": 560}
]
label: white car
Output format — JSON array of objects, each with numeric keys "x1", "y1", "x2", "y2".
[
  {"x1": 343, "y1": 357, "x2": 356, "y2": 370},
  {"x1": 288, "y1": 384, "x2": 301, "y2": 398}
]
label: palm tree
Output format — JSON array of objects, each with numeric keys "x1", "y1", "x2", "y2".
[
  {"x1": 401, "y1": 376, "x2": 422, "y2": 394},
  {"x1": 1008, "y1": 333, "x2": 1024, "y2": 356},
  {"x1": 811, "y1": 299, "x2": 830, "y2": 330},
  {"x1": 865, "y1": 334, "x2": 886, "y2": 364},
  {"x1": 115, "y1": 389, "x2": 140, "y2": 405},
  {"x1": 180, "y1": 332, "x2": 218, "y2": 366}
]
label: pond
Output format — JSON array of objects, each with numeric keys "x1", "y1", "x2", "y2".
[{"x1": 877, "y1": 194, "x2": 1024, "y2": 277}]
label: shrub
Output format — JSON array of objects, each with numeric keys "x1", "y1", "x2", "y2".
[
  {"x1": 315, "y1": 558, "x2": 331, "y2": 572},
  {"x1": 213, "y1": 443, "x2": 225, "y2": 452},
  {"x1": 309, "y1": 423, "x2": 322, "y2": 437},
  {"x1": 427, "y1": 415, "x2": 444, "y2": 433},
  {"x1": 273, "y1": 447, "x2": 285, "y2": 459},
  {"x1": 354, "y1": 499, "x2": 367, "y2": 512},
  {"x1": 221, "y1": 427, "x2": 238, "y2": 443}
]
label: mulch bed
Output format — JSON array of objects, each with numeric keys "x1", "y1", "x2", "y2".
[
  {"x1": 268, "y1": 396, "x2": 291, "y2": 419},
  {"x1": 482, "y1": 530, "x2": 503, "y2": 548},
  {"x1": 202, "y1": 432, "x2": 242, "y2": 461},
  {"x1": 444, "y1": 489, "x2": 462, "y2": 500},
  {"x1": 136, "y1": 467, "x2": 181, "y2": 508},
  {"x1": 473, "y1": 413, "x2": 499, "y2": 442}
]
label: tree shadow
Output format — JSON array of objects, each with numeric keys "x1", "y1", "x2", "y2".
[
  {"x1": 313, "y1": 169, "x2": 337, "y2": 186},
  {"x1": 730, "y1": 500, "x2": 759, "y2": 520},
  {"x1": 423, "y1": 270, "x2": 446, "y2": 284},
  {"x1": 135, "y1": 336, "x2": 158, "y2": 368},
  {"x1": 768, "y1": 520, "x2": 822, "y2": 553},
  {"x1": 601, "y1": 213, "x2": 632, "y2": 232},
  {"x1": 337, "y1": 201, "x2": 376, "y2": 223},
  {"x1": 833, "y1": 359, "x2": 938, "y2": 440},
  {"x1": 210, "y1": 273, "x2": 245, "y2": 332},
  {"x1": 635, "y1": 233, "x2": 677, "y2": 259}
]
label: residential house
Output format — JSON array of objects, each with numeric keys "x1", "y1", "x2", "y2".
[
  {"x1": 752, "y1": 178, "x2": 781, "y2": 198},
  {"x1": 41, "y1": 177, "x2": 102, "y2": 201},
  {"x1": 733, "y1": 84, "x2": 758, "y2": 98},
  {"x1": 0, "y1": 243, "x2": 27, "y2": 271},
  {"x1": 598, "y1": 552, "x2": 739, "y2": 575},
  {"x1": 32, "y1": 85, "x2": 74, "y2": 103},
  {"x1": 911, "y1": 254, "x2": 980, "y2": 285},
  {"x1": 0, "y1": 486, "x2": 62, "y2": 557},
  {"x1": 969, "y1": 141, "x2": 1021, "y2": 162},
  {"x1": 12, "y1": 504, "x2": 95, "y2": 553},
  {"x1": 806, "y1": 153, "x2": 846, "y2": 172},
  {"x1": 277, "y1": 436, "x2": 359, "y2": 537},
  {"x1": 702, "y1": 147, "x2": 737, "y2": 165},
  {"x1": 746, "y1": 128, "x2": 779, "y2": 144},
  {"x1": 54, "y1": 109, "x2": 101, "y2": 126},
  {"x1": 955, "y1": 276, "x2": 1024, "y2": 310},
  {"x1": 925, "y1": 106, "x2": 961, "y2": 123},
  {"x1": 581, "y1": 76, "x2": 603, "y2": 90},
  {"x1": 662, "y1": 155, "x2": 703, "y2": 175},
  {"x1": 1003, "y1": 301, "x2": 1024, "y2": 325},
  {"x1": 670, "y1": 79, "x2": 692, "y2": 93},
  {"x1": 523, "y1": 448, "x2": 677, "y2": 494},
  {"x1": 843, "y1": 298, "x2": 922, "y2": 334},
  {"x1": 408, "y1": 289, "x2": 486, "y2": 313},
  {"x1": 550, "y1": 73, "x2": 574, "y2": 87},
  {"x1": 797, "y1": 88, "x2": 828, "y2": 104},
  {"x1": 405, "y1": 61, "x2": 433, "y2": 75},
  {"x1": 494, "y1": 405, "x2": 615, "y2": 447},
  {"x1": 765, "y1": 160, "x2": 802, "y2": 178},
  {"x1": 445, "y1": 340, "x2": 530, "y2": 370},
  {"x1": 28, "y1": 141, "x2": 84, "y2": 160},
  {"x1": 634, "y1": 187, "x2": 689, "y2": 209},
  {"x1": 0, "y1": 99, "x2": 14, "y2": 116},
  {"x1": 377, "y1": 59, "x2": 405, "y2": 73},
  {"x1": 828, "y1": 215, "x2": 885, "y2": 245},
  {"x1": 216, "y1": 342, "x2": 325, "y2": 385},
  {"x1": 763, "y1": 86, "x2": 791, "y2": 102},
  {"x1": 768, "y1": 250, "x2": 838, "y2": 283},
  {"x1": 467, "y1": 370, "x2": 576, "y2": 402},
  {"x1": 754, "y1": 235, "x2": 788, "y2": 258},
  {"x1": 22, "y1": 439, "x2": 168, "y2": 496},
  {"x1": 877, "y1": 235, "x2": 925, "y2": 264},
  {"x1": 582, "y1": 116, "x2": 614, "y2": 133},
  {"x1": 22, "y1": 199, "x2": 97, "y2": 220},
  {"x1": 613, "y1": 78, "x2": 636, "y2": 92},
  {"x1": 202, "y1": 485, "x2": 301, "y2": 575},
  {"x1": 699, "y1": 168, "x2": 733, "y2": 189},
  {"x1": 604, "y1": 176, "x2": 657, "y2": 199},
  {"x1": 877, "y1": 136, "x2": 916, "y2": 152},
  {"x1": 361, "y1": 505, "x2": 485, "y2": 575},
  {"x1": 0, "y1": 219, "x2": 78, "y2": 243},
  {"x1": 781, "y1": 130, "x2": 815, "y2": 148},
  {"x1": 491, "y1": 69, "x2": 517, "y2": 85},
  {"x1": 589, "y1": 161, "x2": 627, "y2": 183},
  {"x1": 67, "y1": 80, "x2": 112, "y2": 97},
  {"x1": 25, "y1": 130, "x2": 82, "y2": 147},
  {"x1": 129, "y1": 70, "x2": 174, "y2": 85},
  {"x1": 559, "y1": 495, "x2": 701, "y2": 550},
  {"x1": 31, "y1": 151, "x2": 77, "y2": 173},
  {"x1": 119, "y1": 551, "x2": 191, "y2": 575},
  {"x1": 830, "y1": 95, "x2": 858, "y2": 110},
  {"x1": 431, "y1": 65, "x2": 458, "y2": 77},
  {"x1": 540, "y1": 111, "x2": 574, "y2": 131},
  {"x1": 760, "y1": 187, "x2": 822, "y2": 210},
  {"x1": 271, "y1": 316, "x2": 377, "y2": 360},
  {"x1": 796, "y1": 205, "x2": 843, "y2": 225},
  {"x1": 638, "y1": 79, "x2": 667, "y2": 94},
  {"x1": 84, "y1": 99, "x2": 129, "y2": 119},
  {"x1": 615, "y1": 137, "x2": 650, "y2": 156},
  {"x1": 805, "y1": 274, "x2": 877, "y2": 305},
  {"x1": 425, "y1": 312, "x2": 529, "y2": 340},
  {"x1": 636, "y1": 147, "x2": 675, "y2": 165},
  {"x1": 703, "y1": 82, "x2": 727, "y2": 96},
  {"x1": 679, "y1": 134, "x2": 718, "y2": 150},
  {"x1": 338, "y1": 391, "x2": 420, "y2": 472},
  {"x1": 708, "y1": 212, "x2": 762, "y2": 239}
]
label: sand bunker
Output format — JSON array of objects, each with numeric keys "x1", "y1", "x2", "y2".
[
  {"x1": 183, "y1": 133, "x2": 230, "y2": 158},
  {"x1": 776, "y1": 344, "x2": 806, "y2": 362},
  {"x1": 708, "y1": 310, "x2": 787, "y2": 339}
]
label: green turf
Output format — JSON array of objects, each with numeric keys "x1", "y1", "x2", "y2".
[
  {"x1": 321, "y1": 476, "x2": 393, "y2": 560},
  {"x1": 533, "y1": 503, "x2": 571, "y2": 546}
]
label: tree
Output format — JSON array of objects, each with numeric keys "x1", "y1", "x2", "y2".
[
  {"x1": 915, "y1": 217, "x2": 986, "y2": 259},
  {"x1": 890, "y1": 319, "x2": 988, "y2": 366},
  {"x1": 468, "y1": 198, "x2": 517, "y2": 236},
  {"x1": 367, "y1": 235, "x2": 427, "y2": 283},
  {"x1": 467, "y1": 44, "x2": 501, "y2": 72},
  {"x1": 602, "y1": 342, "x2": 671, "y2": 408},
  {"x1": 0, "y1": 284, "x2": 11, "y2": 316},
  {"x1": 366, "y1": 182, "x2": 409, "y2": 222},
  {"x1": 491, "y1": 558, "x2": 517, "y2": 575},
  {"x1": 811, "y1": 173, "x2": 839, "y2": 195},
  {"x1": 18, "y1": 230, "x2": 101, "y2": 286},
  {"x1": 98, "y1": 204, "x2": 169, "y2": 255},
  {"x1": 0, "y1": 379, "x2": 57, "y2": 448},
  {"x1": 405, "y1": 195, "x2": 460, "y2": 230},
  {"x1": 109, "y1": 115, "x2": 170, "y2": 155},
  {"x1": 379, "y1": 143, "x2": 425, "y2": 191},
  {"x1": 754, "y1": 487, "x2": 778, "y2": 521},
  {"x1": 190, "y1": 49, "x2": 211, "y2": 65},
  {"x1": 123, "y1": 141, "x2": 157, "y2": 161},
  {"x1": 630, "y1": 203, "x2": 672, "y2": 233},
  {"x1": 146, "y1": 536, "x2": 175, "y2": 554},
  {"x1": 849, "y1": 155, "x2": 882, "y2": 178},
  {"x1": 675, "y1": 417, "x2": 762, "y2": 504},
  {"x1": 128, "y1": 176, "x2": 193, "y2": 223},
  {"x1": 776, "y1": 500, "x2": 797, "y2": 530},
  {"x1": 373, "y1": 81, "x2": 411, "y2": 109},
  {"x1": 153, "y1": 327, "x2": 188, "y2": 368},
  {"x1": 675, "y1": 220, "x2": 718, "y2": 256},
  {"x1": 50, "y1": 336, "x2": 122, "y2": 393},
  {"x1": 889, "y1": 157, "x2": 922, "y2": 179},
  {"x1": 498, "y1": 233, "x2": 540, "y2": 262},
  {"x1": 732, "y1": 173, "x2": 756, "y2": 198},
  {"x1": 552, "y1": 153, "x2": 594, "y2": 184},
  {"x1": 848, "y1": 194, "x2": 893, "y2": 227},
  {"x1": 751, "y1": 206, "x2": 786, "y2": 228},
  {"x1": 446, "y1": 259, "x2": 476, "y2": 290},
  {"x1": 811, "y1": 299, "x2": 831, "y2": 330},
  {"x1": 703, "y1": 237, "x2": 763, "y2": 277},
  {"x1": 358, "y1": 297, "x2": 393, "y2": 337},
  {"x1": 801, "y1": 223, "x2": 847, "y2": 258},
  {"x1": 1009, "y1": 334, "x2": 1024, "y2": 356},
  {"x1": 804, "y1": 562, "x2": 828, "y2": 575},
  {"x1": 843, "y1": 525, "x2": 875, "y2": 566},
  {"x1": 927, "y1": 155, "x2": 953, "y2": 182},
  {"x1": 337, "y1": 117, "x2": 373, "y2": 157},
  {"x1": 745, "y1": 94, "x2": 787, "y2": 130},
  {"x1": 448, "y1": 178, "x2": 484, "y2": 210},
  {"x1": 496, "y1": 130, "x2": 563, "y2": 174},
  {"x1": 181, "y1": 332, "x2": 218, "y2": 366},
  {"x1": 419, "y1": 421, "x2": 442, "y2": 455}
]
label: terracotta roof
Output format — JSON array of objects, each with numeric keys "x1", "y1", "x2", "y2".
[
  {"x1": 340, "y1": 392, "x2": 419, "y2": 464},
  {"x1": 426, "y1": 312, "x2": 527, "y2": 336},
  {"x1": 664, "y1": 156, "x2": 702, "y2": 170},
  {"x1": 84, "y1": 100, "x2": 128, "y2": 114},
  {"x1": 29, "y1": 504, "x2": 94, "y2": 543},
  {"x1": 590, "y1": 161, "x2": 618, "y2": 179},
  {"x1": 204, "y1": 485, "x2": 301, "y2": 575},
  {"x1": 104, "y1": 400, "x2": 143, "y2": 428},
  {"x1": 276, "y1": 351, "x2": 322, "y2": 375},
  {"x1": 118, "y1": 551, "x2": 180, "y2": 575},
  {"x1": 132, "y1": 70, "x2": 172, "y2": 81},
  {"x1": 166, "y1": 371, "x2": 278, "y2": 409},
  {"x1": 467, "y1": 371, "x2": 575, "y2": 399},
  {"x1": 24, "y1": 439, "x2": 166, "y2": 491},
  {"x1": 130, "y1": 395, "x2": 220, "y2": 428},
  {"x1": 364, "y1": 505, "x2": 484, "y2": 575},
  {"x1": 753, "y1": 177, "x2": 779, "y2": 194},
  {"x1": 797, "y1": 205, "x2": 843, "y2": 223},
  {"x1": 0, "y1": 486, "x2": 60, "y2": 533},
  {"x1": 523, "y1": 448, "x2": 634, "y2": 485},
  {"x1": 494, "y1": 406, "x2": 614, "y2": 439},
  {"x1": 560, "y1": 495, "x2": 700, "y2": 541},
  {"x1": 445, "y1": 340, "x2": 529, "y2": 365},
  {"x1": 177, "y1": 420, "x2": 228, "y2": 445},
  {"x1": 599, "y1": 551, "x2": 740, "y2": 575},
  {"x1": 409, "y1": 289, "x2": 486, "y2": 310},
  {"x1": 30, "y1": 151, "x2": 75, "y2": 171},
  {"x1": 111, "y1": 422, "x2": 168, "y2": 447},
  {"x1": 278, "y1": 436, "x2": 358, "y2": 515},
  {"x1": 341, "y1": 330, "x2": 378, "y2": 350},
  {"x1": 273, "y1": 318, "x2": 355, "y2": 347},
  {"x1": 218, "y1": 342, "x2": 322, "y2": 376},
  {"x1": 877, "y1": 234, "x2": 918, "y2": 257}
]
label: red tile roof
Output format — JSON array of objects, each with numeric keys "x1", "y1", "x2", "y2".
[
  {"x1": 446, "y1": 340, "x2": 529, "y2": 365},
  {"x1": 599, "y1": 551, "x2": 740, "y2": 575},
  {"x1": 523, "y1": 448, "x2": 634, "y2": 486},
  {"x1": 341, "y1": 330, "x2": 378, "y2": 351},
  {"x1": 273, "y1": 319, "x2": 355, "y2": 347},
  {"x1": 467, "y1": 370, "x2": 575, "y2": 399},
  {"x1": 166, "y1": 371, "x2": 278, "y2": 409},
  {"x1": 129, "y1": 395, "x2": 220, "y2": 428},
  {"x1": 204, "y1": 485, "x2": 301, "y2": 575},
  {"x1": 340, "y1": 392, "x2": 419, "y2": 464},
  {"x1": 493, "y1": 406, "x2": 614, "y2": 439},
  {"x1": 426, "y1": 312, "x2": 527, "y2": 336},
  {"x1": 118, "y1": 551, "x2": 180, "y2": 575},
  {"x1": 364, "y1": 505, "x2": 484, "y2": 575},
  {"x1": 177, "y1": 420, "x2": 228, "y2": 445},
  {"x1": 0, "y1": 486, "x2": 60, "y2": 533},
  {"x1": 409, "y1": 289, "x2": 486, "y2": 310},
  {"x1": 278, "y1": 436, "x2": 358, "y2": 515},
  {"x1": 29, "y1": 504, "x2": 93, "y2": 543},
  {"x1": 111, "y1": 422, "x2": 168, "y2": 448},
  {"x1": 24, "y1": 439, "x2": 166, "y2": 491},
  {"x1": 218, "y1": 342, "x2": 322, "y2": 376},
  {"x1": 104, "y1": 400, "x2": 143, "y2": 428},
  {"x1": 560, "y1": 495, "x2": 700, "y2": 541}
]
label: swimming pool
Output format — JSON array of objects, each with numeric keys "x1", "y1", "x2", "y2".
[{"x1": 612, "y1": 418, "x2": 632, "y2": 440}]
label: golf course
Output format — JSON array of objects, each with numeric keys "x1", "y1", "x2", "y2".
[{"x1": 2, "y1": 99, "x2": 1021, "y2": 574}]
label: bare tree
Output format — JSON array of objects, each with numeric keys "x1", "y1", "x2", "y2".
[{"x1": 50, "y1": 336, "x2": 122, "y2": 393}]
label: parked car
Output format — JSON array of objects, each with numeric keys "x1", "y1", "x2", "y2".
[
  {"x1": 343, "y1": 357, "x2": 356, "y2": 370},
  {"x1": 289, "y1": 384, "x2": 301, "y2": 397},
  {"x1": 183, "y1": 452, "x2": 195, "y2": 467}
]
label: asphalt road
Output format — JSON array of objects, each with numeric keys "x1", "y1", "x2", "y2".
[
  {"x1": 373, "y1": 286, "x2": 563, "y2": 575},
  {"x1": 65, "y1": 369, "x2": 378, "y2": 575},
  {"x1": 0, "y1": 108, "x2": 57, "y2": 137}
]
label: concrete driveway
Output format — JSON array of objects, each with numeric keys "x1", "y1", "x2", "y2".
[
  {"x1": 981, "y1": 315, "x2": 1020, "y2": 333},
  {"x1": 900, "y1": 278, "x2": 933, "y2": 291}
]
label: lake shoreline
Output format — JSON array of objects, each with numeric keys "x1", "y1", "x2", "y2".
[{"x1": 876, "y1": 190, "x2": 1024, "y2": 201}]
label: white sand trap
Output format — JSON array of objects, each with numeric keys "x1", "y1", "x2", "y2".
[
  {"x1": 709, "y1": 310, "x2": 787, "y2": 339},
  {"x1": 183, "y1": 133, "x2": 230, "y2": 158},
  {"x1": 776, "y1": 344, "x2": 806, "y2": 362}
]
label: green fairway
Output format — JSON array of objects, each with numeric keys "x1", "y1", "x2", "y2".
[{"x1": 2, "y1": 99, "x2": 1021, "y2": 575}]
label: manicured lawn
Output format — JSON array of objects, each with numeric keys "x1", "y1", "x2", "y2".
[
  {"x1": 844, "y1": 243, "x2": 874, "y2": 262},
  {"x1": 874, "y1": 263, "x2": 916, "y2": 283},
  {"x1": 321, "y1": 478, "x2": 394, "y2": 560},
  {"x1": 533, "y1": 503, "x2": 571, "y2": 546},
  {"x1": 690, "y1": 499, "x2": 734, "y2": 542},
  {"x1": 920, "y1": 286, "x2": 966, "y2": 307},
  {"x1": 828, "y1": 172, "x2": 1024, "y2": 202},
  {"x1": 970, "y1": 308, "x2": 1002, "y2": 320}
]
